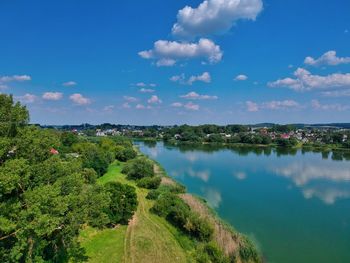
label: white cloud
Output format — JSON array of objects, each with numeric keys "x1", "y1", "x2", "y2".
[
  {"x1": 184, "y1": 102, "x2": 200, "y2": 111},
  {"x1": 311, "y1": 99, "x2": 349, "y2": 111},
  {"x1": 268, "y1": 68, "x2": 350, "y2": 91},
  {"x1": 172, "y1": 0, "x2": 263, "y2": 38},
  {"x1": 62, "y1": 81, "x2": 77, "y2": 87},
  {"x1": 263, "y1": 100, "x2": 299, "y2": 110},
  {"x1": 122, "y1": 102, "x2": 131, "y2": 109},
  {"x1": 171, "y1": 102, "x2": 183, "y2": 107},
  {"x1": 103, "y1": 105, "x2": 115, "y2": 112},
  {"x1": 136, "y1": 82, "x2": 147, "y2": 87},
  {"x1": 16, "y1": 93, "x2": 37, "y2": 104},
  {"x1": 147, "y1": 95, "x2": 162, "y2": 104},
  {"x1": 171, "y1": 72, "x2": 211, "y2": 85},
  {"x1": 139, "y1": 38, "x2": 223, "y2": 66},
  {"x1": 180, "y1": 91, "x2": 218, "y2": 100},
  {"x1": 321, "y1": 89, "x2": 350, "y2": 97},
  {"x1": 69, "y1": 93, "x2": 91, "y2": 105},
  {"x1": 246, "y1": 100, "x2": 299, "y2": 112},
  {"x1": 156, "y1": 58, "x2": 177, "y2": 67},
  {"x1": 139, "y1": 88, "x2": 155, "y2": 93},
  {"x1": 246, "y1": 101, "x2": 258, "y2": 112},
  {"x1": 304, "y1": 51, "x2": 350, "y2": 66},
  {"x1": 42, "y1": 92, "x2": 63, "y2": 101},
  {"x1": 123, "y1": 96, "x2": 138, "y2": 102},
  {"x1": 234, "y1": 74, "x2": 248, "y2": 81},
  {"x1": 0, "y1": 75, "x2": 31, "y2": 82},
  {"x1": 136, "y1": 104, "x2": 146, "y2": 110}
]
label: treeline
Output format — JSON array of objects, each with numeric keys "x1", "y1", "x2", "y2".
[{"x1": 0, "y1": 94, "x2": 138, "y2": 262}]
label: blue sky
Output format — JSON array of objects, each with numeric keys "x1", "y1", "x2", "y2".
[{"x1": 1, "y1": 0, "x2": 350, "y2": 125}]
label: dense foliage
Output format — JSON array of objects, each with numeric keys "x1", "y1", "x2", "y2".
[{"x1": 0, "y1": 94, "x2": 137, "y2": 262}]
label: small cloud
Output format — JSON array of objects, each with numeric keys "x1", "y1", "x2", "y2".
[
  {"x1": 304, "y1": 50, "x2": 350, "y2": 66},
  {"x1": 234, "y1": 74, "x2": 248, "y2": 81},
  {"x1": 0, "y1": 75, "x2": 31, "y2": 82},
  {"x1": 16, "y1": 93, "x2": 37, "y2": 104},
  {"x1": 311, "y1": 99, "x2": 349, "y2": 111},
  {"x1": 42, "y1": 92, "x2": 63, "y2": 101},
  {"x1": 180, "y1": 91, "x2": 218, "y2": 100},
  {"x1": 233, "y1": 172, "x2": 247, "y2": 180},
  {"x1": 171, "y1": 102, "x2": 183, "y2": 107},
  {"x1": 62, "y1": 81, "x2": 77, "y2": 87},
  {"x1": 171, "y1": 72, "x2": 211, "y2": 85},
  {"x1": 103, "y1": 105, "x2": 115, "y2": 112},
  {"x1": 246, "y1": 101, "x2": 259, "y2": 112},
  {"x1": 136, "y1": 104, "x2": 146, "y2": 109},
  {"x1": 69, "y1": 93, "x2": 91, "y2": 105},
  {"x1": 122, "y1": 102, "x2": 131, "y2": 109},
  {"x1": 123, "y1": 96, "x2": 138, "y2": 102},
  {"x1": 139, "y1": 88, "x2": 155, "y2": 93},
  {"x1": 139, "y1": 38, "x2": 223, "y2": 66},
  {"x1": 147, "y1": 95, "x2": 162, "y2": 104},
  {"x1": 184, "y1": 102, "x2": 199, "y2": 111}
]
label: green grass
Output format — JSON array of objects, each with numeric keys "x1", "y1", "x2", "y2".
[
  {"x1": 79, "y1": 226, "x2": 127, "y2": 263},
  {"x1": 80, "y1": 161, "x2": 192, "y2": 263}
]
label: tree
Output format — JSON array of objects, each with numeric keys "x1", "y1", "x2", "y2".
[
  {"x1": 104, "y1": 182, "x2": 138, "y2": 225},
  {"x1": 122, "y1": 157, "x2": 154, "y2": 180},
  {"x1": 0, "y1": 94, "x2": 29, "y2": 138}
]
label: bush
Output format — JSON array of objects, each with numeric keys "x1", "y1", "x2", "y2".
[
  {"x1": 115, "y1": 146, "x2": 137, "y2": 162},
  {"x1": 238, "y1": 236, "x2": 261, "y2": 263},
  {"x1": 184, "y1": 214, "x2": 213, "y2": 242},
  {"x1": 137, "y1": 176, "x2": 161, "y2": 189},
  {"x1": 122, "y1": 157, "x2": 154, "y2": 179},
  {"x1": 146, "y1": 189, "x2": 161, "y2": 200},
  {"x1": 196, "y1": 242, "x2": 230, "y2": 263},
  {"x1": 104, "y1": 182, "x2": 138, "y2": 225}
]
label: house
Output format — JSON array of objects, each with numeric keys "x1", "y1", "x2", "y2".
[
  {"x1": 280, "y1": 134, "x2": 290, "y2": 139},
  {"x1": 50, "y1": 148, "x2": 59, "y2": 155}
]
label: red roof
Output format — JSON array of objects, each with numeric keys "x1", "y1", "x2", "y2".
[{"x1": 50, "y1": 148, "x2": 59, "y2": 155}]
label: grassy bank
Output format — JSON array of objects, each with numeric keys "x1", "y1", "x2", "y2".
[{"x1": 79, "y1": 155, "x2": 262, "y2": 263}]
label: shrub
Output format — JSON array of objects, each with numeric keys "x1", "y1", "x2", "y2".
[
  {"x1": 196, "y1": 242, "x2": 230, "y2": 263},
  {"x1": 184, "y1": 214, "x2": 213, "y2": 242},
  {"x1": 146, "y1": 189, "x2": 161, "y2": 200},
  {"x1": 137, "y1": 176, "x2": 161, "y2": 189},
  {"x1": 122, "y1": 157, "x2": 154, "y2": 179},
  {"x1": 238, "y1": 236, "x2": 261, "y2": 263},
  {"x1": 115, "y1": 146, "x2": 137, "y2": 162}
]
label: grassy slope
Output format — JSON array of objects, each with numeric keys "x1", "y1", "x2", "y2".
[{"x1": 79, "y1": 162, "x2": 190, "y2": 263}]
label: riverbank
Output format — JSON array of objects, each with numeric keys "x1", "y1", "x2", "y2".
[{"x1": 78, "y1": 154, "x2": 262, "y2": 262}]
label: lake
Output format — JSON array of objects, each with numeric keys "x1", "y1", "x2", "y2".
[{"x1": 135, "y1": 141, "x2": 350, "y2": 263}]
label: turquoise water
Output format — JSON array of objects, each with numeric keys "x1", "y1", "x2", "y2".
[{"x1": 136, "y1": 141, "x2": 350, "y2": 263}]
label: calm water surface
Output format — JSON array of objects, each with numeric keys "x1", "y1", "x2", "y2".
[{"x1": 136, "y1": 141, "x2": 350, "y2": 263}]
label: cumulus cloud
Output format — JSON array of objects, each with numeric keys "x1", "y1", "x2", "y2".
[
  {"x1": 0, "y1": 75, "x2": 31, "y2": 90},
  {"x1": 62, "y1": 81, "x2": 77, "y2": 87},
  {"x1": 139, "y1": 38, "x2": 223, "y2": 66},
  {"x1": 184, "y1": 102, "x2": 200, "y2": 110},
  {"x1": 136, "y1": 104, "x2": 146, "y2": 110},
  {"x1": 122, "y1": 102, "x2": 131, "y2": 109},
  {"x1": 172, "y1": 0, "x2": 263, "y2": 38},
  {"x1": 311, "y1": 99, "x2": 349, "y2": 111},
  {"x1": 234, "y1": 74, "x2": 248, "y2": 81},
  {"x1": 16, "y1": 93, "x2": 37, "y2": 104},
  {"x1": 180, "y1": 91, "x2": 218, "y2": 100},
  {"x1": 171, "y1": 102, "x2": 183, "y2": 108},
  {"x1": 42, "y1": 92, "x2": 63, "y2": 101},
  {"x1": 147, "y1": 95, "x2": 162, "y2": 104},
  {"x1": 304, "y1": 51, "x2": 350, "y2": 67},
  {"x1": 246, "y1": 100, "x2": 300, "y2": 112},
  {"x1": 69, "y1": 93, "x2": 91, "y2": 105},
  {"x1": 123, "y1": 96, "x2": 139, "y2": 102},
  {"x1": 268, "y1": 68, "x2": 350, "y2": 91},
  {"x1": 103, "y1": 105, "x2": 115, "y2": 112},
  {"x1": 171, "y1": 72, "x2": 211, "y2": 85},
  {"x1": 321, "y1": 89, "x2": 350, "y2": 97},
  {"x1": 136, "y1": 82, "x2": 157, "y2": 87},
  {"x1": 246, "y1": 101, "x2": 258, "y2": 112},
  {"x1": 139, "y1": 88, "x2": 155, "y2": 93}
]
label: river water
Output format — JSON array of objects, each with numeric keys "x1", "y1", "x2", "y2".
[{"x1": 135, "y1": 141, "x2": 350, "y2": 263}]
